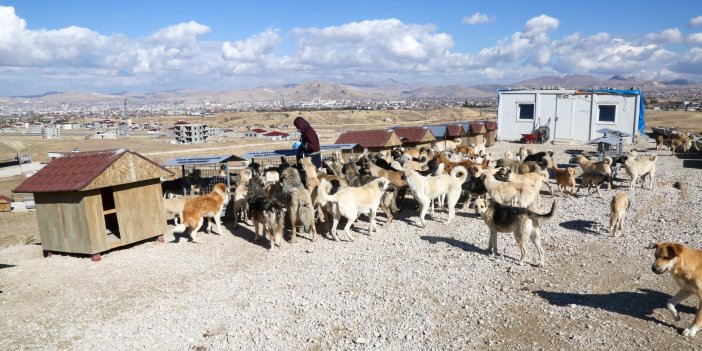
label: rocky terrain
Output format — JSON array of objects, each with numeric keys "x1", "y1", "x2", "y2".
[{"x1": 0, "y1": 139, "x2": 701, "y2": 350}]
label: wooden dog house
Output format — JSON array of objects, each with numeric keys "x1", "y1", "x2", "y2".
[
  {"x1": 392, "y1": 127, "x2": 436, "y2": 149},
  {"x1": 13, "y1": 149, "x2": 174, "y2": 261},
  {"x1": 0, "y1": 195, "x2": 10, "y2": 212},
  {"x1": 335, "y1": 130, "x2": 403, "y2": 153}
]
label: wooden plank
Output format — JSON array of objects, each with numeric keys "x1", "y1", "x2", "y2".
[
  {"x1": 83, "y1": 190, "x2": 108, "y2": 254},
  {"x1": 35, "y1": 193, "x2": 66, "y2": 252},
  {"x1": 60, "y1": 198, "x2": 92, "y2": 254},
  {"x1": 113, "y1": 179, "x2": 167, "y2": 244}
]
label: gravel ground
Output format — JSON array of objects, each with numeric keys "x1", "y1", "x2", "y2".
[{"x1": 1, "y1": 139, "x2": 701, "y2": 350}]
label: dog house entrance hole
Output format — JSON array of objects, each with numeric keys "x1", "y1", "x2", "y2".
[{"x1": 100, "y1": 187, "x2": 121, "y2": 243}]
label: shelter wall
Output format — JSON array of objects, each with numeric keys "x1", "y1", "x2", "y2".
[{"x1": 113, "y1": 179, "x2": 166, "y2": 244}]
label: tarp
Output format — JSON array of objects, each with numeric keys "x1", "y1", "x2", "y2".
[{"x1": 586, "y1": 89, "x2": 645, "y2": 135}]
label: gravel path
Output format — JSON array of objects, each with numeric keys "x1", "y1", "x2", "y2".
[{"x1": 1, "y1": 139, "x2": 701, "y2": 350}]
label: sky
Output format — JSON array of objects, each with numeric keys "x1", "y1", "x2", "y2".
[{"x1": 1, "y1": 1, "x2": 701, "y2": 95}]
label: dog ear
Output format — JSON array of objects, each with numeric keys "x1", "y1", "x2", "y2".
[
  {"x1": 669, "y1": 243, "x2": 683, "y2": 257},
  {"x1": 646, "y1": 242, "x2": 661, "y2": 250}
]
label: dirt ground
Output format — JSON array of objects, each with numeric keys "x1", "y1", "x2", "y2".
[{"x1": 0, "y1": 139, "x2": 700, "y2": 350}]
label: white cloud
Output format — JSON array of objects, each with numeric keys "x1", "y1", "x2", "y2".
[
  {"x1": 222, "y1": 28, "x2": 281, "y2": 62},
  {"x1": 463, "y1": 13, "x2": 494, "y2": 25},
  {"x1": 688, "y1": 33, "x2": 702, "y2": 43},
  {"x1": 689, "y1": 16, "x2": 702, "y2": 27},
  {"x1": 645, "y1": 28, "x2": 683, "y2": 44}
]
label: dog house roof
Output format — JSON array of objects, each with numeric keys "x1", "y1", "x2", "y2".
[
  {"x1": 13, "y1": 149, "x2": 174, "y2": 193},
  {"x1": 446, "y1": 124, "x2": 466, "y2": 137},
  {"x1": 0, "y1": 195, "x2": 10, "y2": 203},
  {"x1": 392, "y1": 127, "x2": 436, "y2": 143},
  {"x1": 335, "y1": 130, "x2": 402, "y2": 148}
]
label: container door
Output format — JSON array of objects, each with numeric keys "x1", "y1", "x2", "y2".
[{"x1": 555, "y1": 99, "x2": 573, "y2": 140}]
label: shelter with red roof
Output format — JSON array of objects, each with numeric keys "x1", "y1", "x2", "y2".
[
  {"x1": 334, "y1": 129, "x2": 402, "y2": 152},
  {"x1": 13, "y1": 149, "x2": 174, "y2": 261}
]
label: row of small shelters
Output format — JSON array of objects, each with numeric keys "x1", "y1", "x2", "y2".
[{"x1": 334, "y1": 122, "x2": 498, "y2": 151}]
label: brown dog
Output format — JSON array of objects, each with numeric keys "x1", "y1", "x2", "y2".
[
  {"x1": 609, "y1": 192, "x2": 629, "y2": 236},
  {"x1": 552, "y1": 164, "x2": 576, "y2": 197},
  {"x1": 649, "y1": 242, "x2": 702, "y2": 337},
  {"x1": 171, "y1": 183, "x2": 229, "y2": 243}
]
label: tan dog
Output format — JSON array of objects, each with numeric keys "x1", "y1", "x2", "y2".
[
  {"x1": 619, "y1": 154, "x2": 657, "y2": 189},
  {"x1": 317, "y1": 177, "x2": 395, "y2": 241},
  {"x1": 649, "y1": 242, "x2": 702, "y2": 336},
  {"x1": 474, "y1": 198, "x2": 557, "y2": 267},
  {"x1": 571, "y1": 155, "x2": 613, "y2": 190},
  {"x1": 496, "y1": 167, "x2": 551, "y2": 201},
  {"x1": 433, "y1": 138, "x2": 462, "y2": 152},
  {"x1": 656, "y1": 135, "x2": 666, "y2": 152},
  {"x1": 163, "y1": 195, "x2": 197, "y2": 225},
  {"x1": 551, "y1": 164, "x2": 576, "y2": 197},
  {"x1": 171, "y1": 183, "x2": 229, "y2": 243},
  {"x1": 609, "y1": 192, "x2": 629, "y2": 236},
  {"x1": 479, "y1": 167, "x2": 539, "y2": 208},
  {"x1": 288, "y1": 187, "x2": 318, "y2": 242},
  {"x1": 232, "y1": 169, "x2": 253, "y2": 228}
]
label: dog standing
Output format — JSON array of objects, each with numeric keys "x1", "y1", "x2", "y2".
[
  {"x1": 402, "y1": 165, "x2": 468, "y2": 227},
  {"x1": 577, "y1": 171, "x2": 612, "y2": 199},
  {"x1": 171, "y1": 183, "x2": 229, "y2": 243},
  {"x1": 246, "y1": 176, "x2": 285, "y2": 250},
  {"x1": 619, "y1": 154, "x2": 657, "y2": 189},
  {"x1": 571, "y1": 155, "x2": 613, "y2": 190},
  {"x1": 551, "y1": 164, "x2": 576, "y2": 197},
  {"x1": 317, "y1": 177, "x2": 395, "y2": 241},
  {"x1": 649, "y1": 242, "x2": 702, "y2": 336},
  {"x1": 609, "y1": 192, "x2": 629, "y2": 236},
  {"x1": 474, "y1": 199, "x2": 557, "y2": 267}
]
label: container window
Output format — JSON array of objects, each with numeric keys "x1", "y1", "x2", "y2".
[
  {"x1": 598, "y1": 105, "x2": 616, "y2": 123},
  {"x1": 518, "y1": 104, "x2": 534, "y2": 120}
]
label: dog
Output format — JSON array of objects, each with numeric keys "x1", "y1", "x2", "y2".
[
  {"x1": 163, "y1": 195, "x2": 197, "y2": 225},
  {"x1": 571, "y1": 155, "x2": 613, "y2": 190},
  {"x1": 495, "y1": 167, "x2": 551, "y2": 202},
  {"x1": 474, "y1": 198, "x2": 557, "y2": 267},
  {"x1": 649, "y1": 242, "x2": 702, "y2": 336},
  {"x1": 655, "y1": 135, "x2": 666, "y2": 152},
  {"x1": 479, "y1": 167, "x2": 540, "y2": 209},
  {"x1": 171, "y1": 183, "x2": 229, "y2": 243},
  {"x1": 609, "y1": 192, "x2": 629, "y2": 236},
  {"x1": 433, "y1": 138, "x2": 462, "y2": 152},
  {"x1": 246, "y1": 176, "x2": 285, "y2": 250},
  {"x1": 517, "y1": 146, "x2": 536, "y2": 161},
  {"x1": 551, "y1": 164, "x2": 576, "y2": 197},
  {"x1": 577, "y1": 171, "x2": 611, "y2": 199},
  {"x1": 664, "y1": 137, "x2": 693, "y2": 155},
  {"x1": 402, "y1": 165, "x2": 468, "y2": 227},
  {"x1": 618, "y1": 154, "x2": 657, "y2": 189},
  {"x1": 317, "y1": 177, "x2": 395, "y2": 241},
  {"x1": 288, "y1": 187, "x2": 318, "y2": 242},
  {"x1": 232, "y1": 169, "x2": 253, "y2": 228},
  {"x1": 523, "y1": 151, "x2": 553, "y2": 163}
]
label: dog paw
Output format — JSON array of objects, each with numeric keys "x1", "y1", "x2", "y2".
[{"x1": 683, "y1": 328, "x2": 697, "y2": 337}]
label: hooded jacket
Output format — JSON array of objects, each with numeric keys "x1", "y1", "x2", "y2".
[{"x1": 293, "y1": 117, "x2": 320, "y2": 153}]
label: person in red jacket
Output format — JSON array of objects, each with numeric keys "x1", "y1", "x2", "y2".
[{"x1": 293, "y1": 116, "x2": 321, "y2": 168}]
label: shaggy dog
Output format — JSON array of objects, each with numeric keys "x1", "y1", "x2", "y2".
[
  {"x1": 279, "y1": 167, "x2": 316, "y2": 242},
  {"x1": 475, "y1": 199, "x2": 556, "y2": 267},
  {"x1": 551, "y1": 164, "x2": 576, "y2": 197},
  {"x1": 571, "y1": 154, "x2": 613, "y2": 190},
  {"x1": 402, "y1": 165, "x2": 469, "y2": 227},
  {"x1": 246, "y1": 176, "x2": 285, "y2": 250},
  {"x1": 618, "y1": 154, "x2": 657, "y2": 189},
  {"x1": 171, "y1": 183, "x2": 229, "y2": 243},
  {"x1": 649, "y1": 242, "x2": 702, "y2": 336},
  {"x1": 317, "y1": 177, "x2": 395, "y2": 241},
  {"x1": 609, "y1": 192, "x2": 629, "y2": 236}
]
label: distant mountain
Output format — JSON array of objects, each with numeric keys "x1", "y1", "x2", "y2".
[
  {"x1": 663, "y1": 79, "x2": 696, "y2": 86},
  {"x1": 2, "y1": 74, "x2": 700, "y2": 105}
]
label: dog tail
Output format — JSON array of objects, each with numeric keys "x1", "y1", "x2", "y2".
[
  {"x1": 528, "y1": 201, "x2": 557, "y2": 221},
  {"x1": 504, "y1": 151, "x2": 513, "y2": 160},
  {"x1": 649, "y1": 154, "x2": 658, "y2": 161},
  {"x1": 450, "y1": 165, "x2": 469, "y2": 183},
  {"x1": 317, "y1": 179, "x2": 338, "y2": 204},
  {"x1": 603, "y1": 156, "x2": 613, "y2": 165}
]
